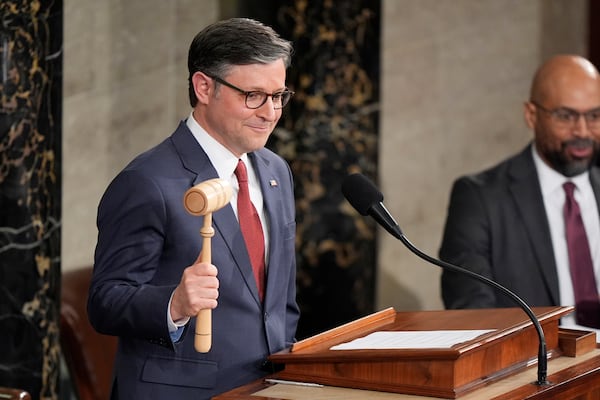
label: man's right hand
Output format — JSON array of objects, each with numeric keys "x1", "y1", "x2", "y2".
[{"x1": 170, "y1": 251, "x2": 219, "y2": 322}]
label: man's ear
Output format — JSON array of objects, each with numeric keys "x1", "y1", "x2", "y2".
[
  {"x1": 523, "y1": 101, "x2": 537, "y2": 130},
  {"x1": 192, "y1": 71, "x2": 213, "y2": 105}
]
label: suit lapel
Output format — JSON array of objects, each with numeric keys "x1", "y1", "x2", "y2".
[
  {"x1": 249, "y1": 152, "x2": 282, "y2": 305},
  {"x1": 589, "y1": 166, "x2": 600, "y2": 213},
  {"x1": 171, "y1": 121, "x2": 214, "y2": 176},
  {"x1": 215, "y1": 209, "x2": 261, "y2": 303},
  {"x1": 508, "y1": 146, "x2": 559, "y2": 304}
]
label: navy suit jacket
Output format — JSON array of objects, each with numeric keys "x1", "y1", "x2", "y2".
[
  {"x1": 88, "y1": 121, "x2": 299, "y2": 399},
  {"x1": 440, "y1": 144, "x2": 600, "y2": 309}
]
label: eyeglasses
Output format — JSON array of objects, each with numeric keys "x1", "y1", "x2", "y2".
[
  {"x1": 208, "y1": 74, "x2": 294, "y2": 109},
  {"x1": 531, "y1": 101, "x2": 600, "y2": 130}
]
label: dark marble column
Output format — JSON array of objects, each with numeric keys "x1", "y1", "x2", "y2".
[
  {"x1": 0, "y1": 1, "x2": 62, "y2": 399},
  {"x1": 238, "y1": 0, "x2": 381, "y2": 339}
]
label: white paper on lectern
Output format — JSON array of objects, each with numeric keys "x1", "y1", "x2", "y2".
[{"x1": 330, "y1": 330, "x2": 495, "y2": 350}]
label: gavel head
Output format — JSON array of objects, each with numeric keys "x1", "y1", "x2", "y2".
[{"x1": 183, "y1": 178, "x2": 233, "y2": 216}]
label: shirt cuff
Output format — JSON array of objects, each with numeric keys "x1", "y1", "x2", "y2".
[{"x1": 167, "y1": 291, "x2": 191, "y2": 333}]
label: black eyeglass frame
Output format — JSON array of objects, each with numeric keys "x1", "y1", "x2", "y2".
[
  {"x1": 207, "y1": 74, "x2": 294, "y2": 109},
  {"x1": 530, "y1": 100, "x2": 600, "y2": 129}
]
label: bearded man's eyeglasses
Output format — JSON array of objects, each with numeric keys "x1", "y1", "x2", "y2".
[{"x1": 531, "y1": 101, "x2": 600, "y2": 130}]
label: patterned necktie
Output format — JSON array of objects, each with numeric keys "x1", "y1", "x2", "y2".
[
  {"x1": 563, "y1": 181, "x2": 600, "y2": 328},
  {"x1": 234, "y1": 159, "x2": 265, "y2": 301}
]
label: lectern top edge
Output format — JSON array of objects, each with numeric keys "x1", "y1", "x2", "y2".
[{"x1": 291, "y1": 307, "x2": 396, "y2": 353}]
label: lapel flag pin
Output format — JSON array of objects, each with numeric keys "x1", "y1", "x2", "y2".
[{"x1": 269, "y1": 179, "x2": 278, "y2": 187}]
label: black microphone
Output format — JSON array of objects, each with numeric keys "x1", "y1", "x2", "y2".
[{"x1": 341, "y1": 173, "x2": 550, "y2": 386}]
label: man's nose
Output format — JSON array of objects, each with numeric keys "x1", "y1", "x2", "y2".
[
  {"x1": 573, "y1": 114, "x2": 593, "y2": 137},
  {"x1": 256, "y1": 97, "x2": 278, "y2": 120}
]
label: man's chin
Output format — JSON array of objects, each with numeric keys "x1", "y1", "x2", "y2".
[{"x1": 560, "y1": 159, "x2": 594, "y2": 177}]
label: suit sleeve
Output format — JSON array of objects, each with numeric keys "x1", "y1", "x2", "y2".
[
  {"x1": 439, "y1": 176, "x2": 498, "y2": 309},
  {"x1": 87, "y1": 169, "x2": 176, "y2": 343}
]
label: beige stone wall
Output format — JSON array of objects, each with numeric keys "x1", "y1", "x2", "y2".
[
  {"x1": 62, "y1": 0, "x2": 588, "y2": 312},
  {"x1": 378, "y1": 0, "x2": 587, "y2": 311},
  {"x1": 62, "y1": 0, "x2": 219, "y2": 269}
]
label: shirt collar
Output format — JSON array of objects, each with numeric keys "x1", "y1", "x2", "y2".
[{"x1": 185, "y1": 111, "x2": 247, "y2": 179}]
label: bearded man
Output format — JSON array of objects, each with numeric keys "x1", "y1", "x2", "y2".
[{"x1": 439, "y1": 54, "x2": 600, "y2": 332}]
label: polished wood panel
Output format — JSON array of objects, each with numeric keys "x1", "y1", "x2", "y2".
[
  {"x1": 214, "y1": 307, "x2": 600, "y2": 400},
  {"x1": 268, "y1": 307, "x2": 570, "y2": 398},
  {"x1": 214, "y1": 350, "x2": 600, "y2": 400}
]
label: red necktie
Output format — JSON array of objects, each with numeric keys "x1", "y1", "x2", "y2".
[
  {"x1": 563, "y1": 181, "x2": 600, "y2": 328},
  {"x1": 235, "y1": 159, "x2": 266, "y2": 301}
]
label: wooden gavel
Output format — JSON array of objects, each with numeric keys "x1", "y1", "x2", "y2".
[{"x1": 183, "y1": 178, "x2": 233, "y2": 352}]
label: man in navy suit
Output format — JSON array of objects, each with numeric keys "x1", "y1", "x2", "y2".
[
  {"x1": 88, "y1": 18, "x2": 300, "y2": 399},
  {"x1": 440, "y1": 55, "x2": 600, "y2": 331}
]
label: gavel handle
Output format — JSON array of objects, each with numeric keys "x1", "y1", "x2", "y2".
[{"x1": 195, "y1": 213, "x2": 214, "y2": 353}]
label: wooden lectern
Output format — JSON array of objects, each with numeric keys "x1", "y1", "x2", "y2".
[{"x1": 214, "y1": 306, "x2": 600, "y2": 399}]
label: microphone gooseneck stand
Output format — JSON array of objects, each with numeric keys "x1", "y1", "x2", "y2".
[
  {"x1": 342, "y1": 173, "x2": 550, "y2": 386},
  {"x1": 392, "y1": 224, "x2": 549, "y2": 386}
]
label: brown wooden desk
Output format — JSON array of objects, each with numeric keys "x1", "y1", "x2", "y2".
[
  {"x1": 214, "y1": 307, "x2": 600, "y2": 399},
  {"x1": 214, "y1": 349, "x2": 600, "y2": 399}
]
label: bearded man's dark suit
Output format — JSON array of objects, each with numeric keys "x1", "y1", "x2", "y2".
[
  {"x1": 88, "y1": 121, "x2": 299, "y2": 399},
  {"x1": 440, "y1": 143, "x2": 600, "y2": 309}
]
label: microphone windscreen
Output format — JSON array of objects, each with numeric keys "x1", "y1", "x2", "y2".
[{"x1": 341, "y1": 173, "x2": 384, "y2": 216}]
